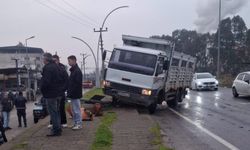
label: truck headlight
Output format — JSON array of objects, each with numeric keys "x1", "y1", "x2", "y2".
[
  {"x1": 142, "y1": 89, "x2": 152, "y2": 96},
  {"x1": 103, "y1": 80, "x2": 111, "y2": 87}
]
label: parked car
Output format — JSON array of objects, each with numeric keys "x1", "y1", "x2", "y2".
[
  {"x1": 82, "y1": 81, "x2": 94, "y2": 89},
  {"x1": 232, "y1": 72, "x2": 250, "y2": 97},
  {"x1": 33, "y1": 97, "x2": 48, "y2": 123},
  {"x1": 191, "y1": 72, "x2": 219, "y2": 91}
]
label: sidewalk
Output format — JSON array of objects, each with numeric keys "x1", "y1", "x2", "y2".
[
  {"x1": 1, "y1": 106, "x2": 158, "y2": 150},
  {"x1": 1, "y1": 115, "x2": 101, "y2": 150},
  {"x1": 112, "y1": 108, "x2": 156, "y2": 150}
]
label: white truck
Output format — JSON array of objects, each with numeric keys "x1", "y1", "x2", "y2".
[{"x1": 103, "y1": 35, "x2": 196, "y2": 113}]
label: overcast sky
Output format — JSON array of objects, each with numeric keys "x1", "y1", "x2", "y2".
[{"x1": 0, "y1": 0, "x2": 250, "y2": 72}]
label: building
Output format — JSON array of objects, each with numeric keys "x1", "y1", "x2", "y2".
[{"x1": 0, "y1": 43, "x2": 44, "y2": 95}]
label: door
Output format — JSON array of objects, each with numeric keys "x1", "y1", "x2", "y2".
[
  {"x1": 235, "y1": 73, "x2": 245, "y2": 95},
  {"x1": 242, "y1": 74, "x2": 250, "y2": 95}
]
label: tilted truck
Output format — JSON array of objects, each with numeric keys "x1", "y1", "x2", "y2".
[{"x1": 103, "y1": 35, "x2": 196, "y2": 113}]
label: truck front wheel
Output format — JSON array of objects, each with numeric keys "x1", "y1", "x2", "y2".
[
  {"x1": 148, "y1": 102, "x2": 157, "y2": 114},
  {"x1": 34, "y1": 118, "x2": 39, "y2": 124},
  {"x1": 112, "y1": 97, "x2": 119, "y2": 106}
]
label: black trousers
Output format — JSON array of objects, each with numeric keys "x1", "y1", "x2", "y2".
[
  {"x1": 0, "y1": 119, "x2": 7, "y2": 142},
  {"x1": 60, "y1": 96, "x2": 67, "y2": 124},
  {"x1": 50, "y1": 96, "x2": 67, "y2": 125},
  {"x1": 17, "y1": 109, "x2": 27, "y2": 127}
]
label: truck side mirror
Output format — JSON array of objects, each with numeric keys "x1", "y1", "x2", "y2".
[
  {"x1": 163, "y1": 60, "x2": 169, "y2": 70},
  {"x1": 102, "y1": 50, "x2": 107, "y2": 61}
]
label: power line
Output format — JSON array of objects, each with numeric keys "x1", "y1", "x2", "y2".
[
  {"x1": 61, "y1": 0, "x2": 99, "y2": 26},
  {"x1": 46, "y1": 0, "x2": 94, "y2": 27},
  {"x1": 34, "y1": 0, "x2": 92, "y2": 28}
]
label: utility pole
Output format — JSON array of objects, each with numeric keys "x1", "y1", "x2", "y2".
[
  {"x1": 11, "y1": 58, "x2": 20, "y2": 92},
  {"x1": 94, "y1": 28, "x2": 108, "y2": 82},
  {"x1": 25, "y1": 36, "x2": 35, "y2": 101},
  {"x1": 217, "y1": 0, "x2": 222, "y2": 79},
  {"x1": 80, "y1": 53, "x2": 90, "y2": 81}
]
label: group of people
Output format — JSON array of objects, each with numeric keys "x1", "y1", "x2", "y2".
[
  {"x1": 41, "y1": 53, "x2": 83, "y2": 137},
  {"x1": 0, "y1": 91, "x2": 28, "y2": 144}
]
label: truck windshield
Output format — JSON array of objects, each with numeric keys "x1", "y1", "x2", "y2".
[{"x1": 108, "y1": 49, "x2": 157, "y2": 76}]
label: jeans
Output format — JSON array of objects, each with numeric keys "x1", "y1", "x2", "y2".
[
  {"x1": 49, "y1": 96, "x2": 67, "y2": 125},
  {"x1": 46, "y1": 97, "x2": 61, "y2": 134},
  {"x1": 2, "y1": 112, "x2": 10, "y2": 128},
  {"x1": 71, "y1": 99, "x2": 82, "y2": 126}
]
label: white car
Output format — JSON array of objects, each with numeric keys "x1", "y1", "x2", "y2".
[
  {"x1": 191, "y1": 72, "x2": 219, "y2": 91},
  {"x1": 232, "y1": 72, "x2": 250, "y2": 97}
]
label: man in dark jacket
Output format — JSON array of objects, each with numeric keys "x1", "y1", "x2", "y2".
[
  {"x1": 1, "y1": 93, "x2": 12, "y2": 130},
  {"x1": 0, "y1": 98, "x2": 7, "y2": 144},
  {"x1": 51, "y1": 55, "x2": 69, "y2": 128},
  {"x1": 41, "y1": 53, "x2": 62, "y2": 136},
  {"x1": 67, "y1": 55, "x2": 83, "y2": 130},
  {"x1": 14, "y1": 91, "x2": 27, "y2": 127}
]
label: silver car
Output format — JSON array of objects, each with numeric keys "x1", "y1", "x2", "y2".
[
  {"x1": 232, "y1": 72, "x2": 250, "y2": 97},
  {"x1": 191, "y1": 72, "x2": 219, "y2": 91}
]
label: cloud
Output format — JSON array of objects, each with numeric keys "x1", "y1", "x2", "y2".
[{"x1": 194, "y1": 0, "x2": 248, "y2": 33}]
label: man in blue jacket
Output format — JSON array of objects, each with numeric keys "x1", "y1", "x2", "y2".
[{"x1": 41, "y1": 53, "x2": 62, "y2": 136}]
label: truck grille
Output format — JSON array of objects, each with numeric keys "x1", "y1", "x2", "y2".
[{"x1": 110, "y1": 82, "x2": 142, "y2": 94}]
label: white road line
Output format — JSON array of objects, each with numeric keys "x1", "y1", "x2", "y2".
[{"x1": 169, "y1": 108, "x2": 240, "y2": 150}]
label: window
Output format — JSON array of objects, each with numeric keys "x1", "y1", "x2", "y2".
[
  {"x1": 156, "y1": 57, "x2": 164, "y2": 75},
  {"x1": 171, "y1": 58, "x2": 179, "y2": 66},
  {"x1": 197, "y1": 73, "x2": 213, "y2": 79},
  {"x1": 109, "y1": 49, "x2": 157, "y2": 76},
  {"x1": 181, "y1": 61, "x2": 187, "y2": 67},
  {"x1": 237, "y1": 73, "x2": 244, "y2": 81},
  {"x1": 243, "y1": 74, "x2": 250, "y2": 81},
  {"x1": 188, "y1": 62, "x2": 194, "y2": 69}
]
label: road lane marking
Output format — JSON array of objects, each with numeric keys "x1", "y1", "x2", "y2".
[{"x1": 169, "y1": 108, "x2": 240, "y2": 150}]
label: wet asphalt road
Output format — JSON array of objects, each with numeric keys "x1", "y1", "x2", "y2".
[{"x1": 152, "y1": 88, "x2": 250, "y2": 150}]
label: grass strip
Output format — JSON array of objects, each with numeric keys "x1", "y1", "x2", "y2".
[
  {"x1": 150, "y1": 124, "x2": 173, "y2": 150},
  {"x1": 83, "y1": 88, "x2": 104, "y2": 100},
  {"x1": 91, "y1": 112, "x2": 117, "y2": 150}
]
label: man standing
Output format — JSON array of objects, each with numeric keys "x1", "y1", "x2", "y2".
[
  {"x1": 1, "y1": 93, "x2": 12, "y2": 130},
  {"x1": 67, "y1": 55, "x2": 83, "y2": 130},
  {"x1": 52, "y1": 55, "x2": 68, "y2": 128},
  {"x1": 0, "y1": 97, "x2": 7, "y2": 144},
  {"x1": 41, "y1": 53, "x2": 62, "y2": 136},
  {"x1": 14, "y1": 91, "x2": 27, "y2": 128}
]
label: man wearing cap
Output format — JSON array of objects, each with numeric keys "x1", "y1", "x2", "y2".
[{"x1": 41, "y1": 53, "x2": 62, "y2": 136}]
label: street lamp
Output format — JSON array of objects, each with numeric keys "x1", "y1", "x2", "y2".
[
  {"x1": 25, "y1": 35, "x2": 35, "y2": 101},
  {"x1": 80, "y1": 53, "x2": 90, "y2": 81},
  {"x1": 72, "y1": 36, "x2": 100, "y2": 87},
  {"x1": 95, "y1": 5, "x2": 129, "y2": 82}
]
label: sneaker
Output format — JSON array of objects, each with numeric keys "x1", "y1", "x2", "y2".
[
  {"x1": 72, "y1": 125, "x2": 82, "y2": 130},
  {"x1": 61, "y1": 124, "x2": 68, "y2": 128},
  {"x1": 47, "y1": 124, "x2": 52, "y2": 129}
]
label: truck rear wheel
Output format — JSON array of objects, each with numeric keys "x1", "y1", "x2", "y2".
[
  {"x1": 167, "y1": 98, "x2": 177, "y2": 108},
  {"x1": 148, "y1": 102, "x2": 157, "y2": 114}
]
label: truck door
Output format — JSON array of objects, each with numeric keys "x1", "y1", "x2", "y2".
[{"x1": 154, "y1": 57, "x2": 165, "y2": 88}]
